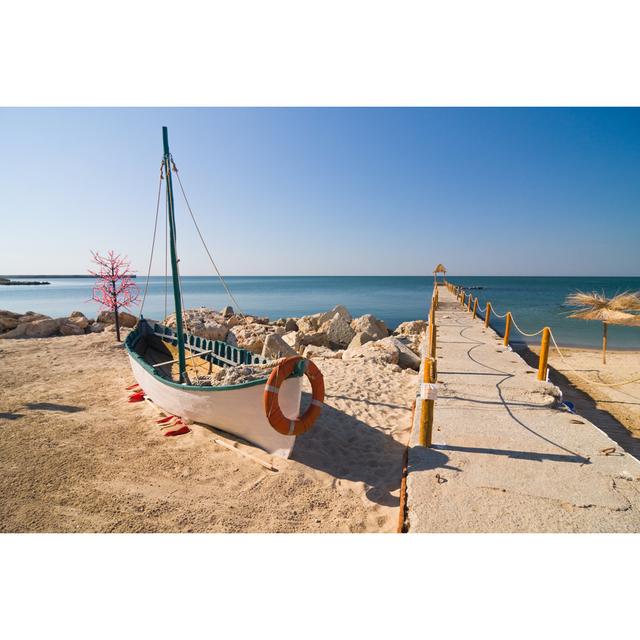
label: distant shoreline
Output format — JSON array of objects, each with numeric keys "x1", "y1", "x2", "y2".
[{"x1": 1, "y1": 275, "x2": 137, "y2": 279}]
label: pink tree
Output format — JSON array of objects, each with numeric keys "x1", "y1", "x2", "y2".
[{"x1": 90, "y1": 250, "x2": 140, "y2": 341}]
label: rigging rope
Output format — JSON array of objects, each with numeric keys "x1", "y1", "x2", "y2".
[
  {"x1": 138, "y1": 162, "x2": 164, "y2": 320},
  {"x1": 171, "y1": 159, "x2": 245, "y2": 317}
]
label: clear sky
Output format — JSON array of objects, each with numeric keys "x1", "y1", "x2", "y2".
[{"x1": 1, "y1": 107, "x2": 638, "y2": 276}]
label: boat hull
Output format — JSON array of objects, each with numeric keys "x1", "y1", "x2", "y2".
[{"x1": 127, "y1": 353, "x2": 301, "y2": 458}]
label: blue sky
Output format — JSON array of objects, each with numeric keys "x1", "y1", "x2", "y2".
[{"x1": 1, "y1": 107, "x2": 638, "y2": 276}]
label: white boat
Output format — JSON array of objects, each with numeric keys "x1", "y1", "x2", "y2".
[{"x1": 124, "y1": 127, "x2": 322, "y2": 458}]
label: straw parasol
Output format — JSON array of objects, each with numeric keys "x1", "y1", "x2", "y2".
[
  {"x1": 433, "y1": 263, "x2": 447, "y2": 285},
  {"x1": 565, "y1": 291, "x2": 640, "y2": 364}
]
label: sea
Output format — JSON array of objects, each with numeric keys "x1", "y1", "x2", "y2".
[{"x1": 1, "y1": 275, "x2": 639, "y2": 350}]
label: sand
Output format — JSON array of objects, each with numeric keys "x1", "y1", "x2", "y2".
[
  {"x1": 0, "y1": 332, "x2": 417, "y2": 532},
  {"x1": 530, "y1": 346, "x2": 640, "y2": 442}
]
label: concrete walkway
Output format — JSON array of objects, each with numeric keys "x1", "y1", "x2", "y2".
[{"x1": 406, "y1": 286, "x2": 640, "y2": 532}]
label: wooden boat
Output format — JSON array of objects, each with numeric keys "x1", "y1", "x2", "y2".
[{"x1": 125, "y1": 127, "x2": 322, "y2": 458}]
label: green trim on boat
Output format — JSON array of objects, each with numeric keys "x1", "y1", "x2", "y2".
[{"x1": 125, "y1": 319, "x2": 304, "y2": 392}]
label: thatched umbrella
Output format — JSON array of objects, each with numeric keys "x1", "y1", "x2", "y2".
[
  {"x1": 433, "y1": 263, "x2": 446, "y2": 285},
  {"x1": 565, "y1": 291, "x2": 640, "y2": 364}
]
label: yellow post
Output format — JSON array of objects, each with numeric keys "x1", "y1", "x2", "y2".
[
  {"x1": 537, "y1": 327, "x2": 550, "y2": 381},
  {"x1": 484, "y1": 302, "x2": 491, "y2": 328},
  {"x1": 429, "y1": 316, "x2": 437, "y2": 381},
  {"x1": 467, "y1": 294, "x2": 472, "y2": 311},
  {"x1": 504, "y1": 312, "x2": 512, "y2": 346},
  {"x1": 472, "y1": 297, "x2": 478, "y2": 320},
  {"x1": 418, "y1": 357, "x2": 435, "y2": 447}
]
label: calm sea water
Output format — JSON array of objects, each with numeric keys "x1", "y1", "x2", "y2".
[{"x1": 1, "y1": 276, "x2": 639, "y2": 349}]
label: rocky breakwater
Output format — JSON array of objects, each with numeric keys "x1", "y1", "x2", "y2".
[
  {"x1": 0, "y1": 309, "x2": 137, "y2": 339},
  {"x1": 164, "y1": 304, "x2": 427, "y2": 373}
]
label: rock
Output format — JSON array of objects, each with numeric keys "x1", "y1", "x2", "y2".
[
  {"x1": 231, "y1": 324, "x2": 276, "y2": 354},
  {"x1": 244, "y1": 315, "x2": 270, "y2": 325},
  {"x1": 284, "y1": 318, "x2": 299, "y2": 332},
  {"x1": 318, "y1": 304, "x2": 352, "y2": 325},
  {"x1": 299, "y1": 331, "x2": 330, "y2": 348},
  {"x1": 199, "y1": 322, "x2": 229, "y2": 341},
  {"x1": 342, "y1": 338, "x2": 400, "y2": 366},
  {"x1": 303, "y1": 345, "x2": 343, "y2": 359},
  {"x1": 261, "y1": 333, "x2": 298, "y2": 359},
  {"x1": 59, "y1": 322, "x2": 85, "y2": 336},
  {"x1": 23, "y1": 318, "x2": 60, "y2": 338},
  {"x1": 221, "y1": 305, "x2": 234, "y2": 317},
  {"x1": 68, "y1": 311, "x2": 90, "y2": 329},
  {"x1": 224, "y1": 331, "x2": 238, "y2": 347},
  {"x1": 0, "y1": 312, "x2": 19, "y2": 331},
  {"x1": 281, "y1": 331, "x2": 304, "y2": 352},
  {"x1": 350, "y1": 314, "x2": 389, "y2": 339},
  {"x1": 273, "y1": 318, "x2": 287, "y2": 327},
  {"x1": 395, "y1": 333, "x2": 422, "y2": 356},
  {"x1": 385, "y1": 336, "x2": 421, "y2": 370},
  {"x1": 89, "y1": 322, "x2": 106, "y2": 333},
  {"x1": 0, "y1": 324, "x2": 27, "y2": 339},
  {"x1": 225, "y1": 314, "x2": 245, "y2": 328},
  {"x1": 97, "y1": 310, "x2": 137, "y2": 328},
  {"x1": 296, "y1": 313, "x2": 322, "y2": 333},
  {"x1": 322, "y1": 314, "x2": 355, "y2": 349},
  {"x1": 346, "y1": 331, "x2": 374, "y2": 350},
  {"x1": 17, "y1": 312, "x2": 51, "y2": 324},
  {"x1": 395, "y1": 320, "x2": 427, "y2": 335}
]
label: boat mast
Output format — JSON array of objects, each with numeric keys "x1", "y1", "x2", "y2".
[{"x1": 162, "y1": 126, "x2": 187, "y2": 383}]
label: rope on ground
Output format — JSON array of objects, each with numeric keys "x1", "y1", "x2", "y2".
[
  {"x1": 138, "y1": 162, "x2": 164, "y2": 320},
  {"x1": 172, "y1": 159, "x2": 245, "y2": 317},
  {"x1": 510, "y1": 316, "x2": 545, "y2": 338},
  {"x1": 548, "y1": 330, "x2": 640, "y2": 388}
]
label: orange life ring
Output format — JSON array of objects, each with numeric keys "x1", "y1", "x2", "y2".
[{"x1": 264, "y1": 356, "x2": 325, "y2": 436}]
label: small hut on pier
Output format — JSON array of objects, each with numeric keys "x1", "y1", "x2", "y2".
[{"x1": 433, "y1": 263, "x2": 447, "y2": 286}]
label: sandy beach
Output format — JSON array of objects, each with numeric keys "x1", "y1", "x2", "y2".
[
  {"x1": 530, "y1": 345, "x2": 640, "y2": 442},
  {"x1": 0, "y1": 331, "x2": 418, "y2": 533}
]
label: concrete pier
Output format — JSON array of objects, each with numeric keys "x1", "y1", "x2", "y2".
[{"x1": 405, "y1": 285, "x2": 640, "y2": 532}]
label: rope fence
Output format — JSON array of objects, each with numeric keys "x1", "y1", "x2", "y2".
[{"x1": 446, "y1": 281, "x2": 640, "y2": 389}]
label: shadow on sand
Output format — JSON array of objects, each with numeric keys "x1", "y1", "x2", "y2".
[{"x1": 292, "y1": 400, "x2": 408, "y2": 507}]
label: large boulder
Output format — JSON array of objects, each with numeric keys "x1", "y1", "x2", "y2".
[
  {"x1": 261, "y1": 333, "x2": 298, "y2": 359},
  {"x1": 342, "y1": 338, "x2": 400, "y2": 366},
  {"x1": 59, "y1": 321, "x2": 85, "y2": 336},
  {"x1": 0, "y1": 311, "x2": 20, "y2": 331},
  {"x1": 385, "y1": 337, "x2": 421, "y2": 370},
  {"x1": 24, "y1": 318, "x2": 60, "y2": 338},
  {"x1": 88, "y1": 322, "x2": 106, "y2": 333},
  {"x1": 318, "y1": 304, "x2": 352, "y2": 325},
  {"x1": 346, "y1": 331, "x2": 374, "y2": 350},
  {"x1": 296, "y1": 313, "x2": 322, "y2": 334},
  {"x1": 299, "y1": 331, "x2": 330, "y2": 348},
  {"x1": 221, "y1": 305, "x2": 234, "y2": 318},
  {"x1": 303, "y1": 345, "x2": 343, "y2": 359},
  {"x1": 230, "y1": 324, "x2": 276, "y2": 354},
  {"x1": 17, "y1": 312, "x2": 51, "y2": 324},
  {"x1": 68, "y1": 311, "x2": 90, "y2": 329},
  {"x1": 322, "y1": 314, "x2": 356, "y2": 349},
  {"x1": 395, "y1": 320, "x2": 427, "y2": 335},
  {"x1": 281, "y1": 331, "x2": 304, "y2": 352},
  {"x1": 284, "y1": 318, "x2": 299, "y2": 332},
  {"x1": 97, "y1": 310, "x2": 137, "y2": 328},
  {"x1": 0, "y1": 324, "x2": 27, "y2": 339},
  {"x1": 350, "y1": 314, "x2": 388, "y2": 339}
]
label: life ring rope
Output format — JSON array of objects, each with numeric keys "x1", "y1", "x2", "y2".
[{"x1": 264, "y1": 356, "x2": 325, "y2": 436}]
